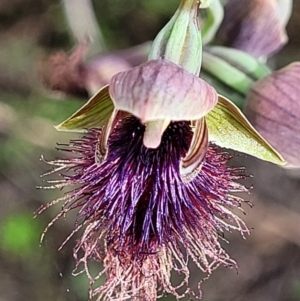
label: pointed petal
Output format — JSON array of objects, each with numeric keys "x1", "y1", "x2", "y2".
[
  {"x1": 217, "y1": 0, "x2": 288, "y2": 58},
  {"x1": 245, "y1": 62, "x2": 300, "y2": 167},
  {"x1": 55, "y1": 85, "x2": 114, "y2": 132},
  {"x1": 109, "y1": 60, "x2": 218, "y2": 123},
  {"x1": 206, "y1": 95, "x2": 286, "y2": 165},
  {"x1": 180, "y1": 118, "x2": 208, "y2": 181}
]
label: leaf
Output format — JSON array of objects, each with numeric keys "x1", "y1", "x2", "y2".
[
  {"x1": 206, "y1": 95, "x2": 286, "y2": 165},
  {"x1": 55, "y1": 85, "x2": 114, "y2": 132}
]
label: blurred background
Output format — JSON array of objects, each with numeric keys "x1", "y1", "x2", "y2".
[{"x1": 1, "y1": 1, "x2": 300, "y2": 301}]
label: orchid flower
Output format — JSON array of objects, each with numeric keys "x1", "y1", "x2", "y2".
[{"x1": 39, "y1": 0, "x2": 285, "y2": 300}]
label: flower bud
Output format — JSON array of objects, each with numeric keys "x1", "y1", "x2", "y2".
[
  {"x1": 217, "y1": 0, "x2": 289, "y2": 58},
  {"x1": 148, "y1": 0, "x2": 202, "y2": 75},
  {"x1": 244, "y1": 63, "x2": 300, "y2": 167}
]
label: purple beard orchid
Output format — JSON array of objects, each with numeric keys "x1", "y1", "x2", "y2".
[
  {"x1": 38, "y1": 59, "x2": 252, "y2": 301},
  {"x1": 38, "y1": 0, "x2": 287, "y2": 298}
]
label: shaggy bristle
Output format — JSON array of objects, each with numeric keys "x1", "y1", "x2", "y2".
[{"x1": 40, "y1": 116, "x2": 249, "y2": 300}]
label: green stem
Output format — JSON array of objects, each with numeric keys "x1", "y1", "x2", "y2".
[
  {"x1": 61, "y1": 0, "x2": 106, "y2": 57},
  {"x1": 202, "y1": 51, "x2": 254, "y2": 95}
]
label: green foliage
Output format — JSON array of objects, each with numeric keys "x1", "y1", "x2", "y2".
[{"x1": 1, "y1": 213, "x2": 42, "y2": 258}]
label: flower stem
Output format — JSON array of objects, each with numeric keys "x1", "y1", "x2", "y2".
[{"x1": 61, "y1": 0, "x2": 106, "y2": 57}]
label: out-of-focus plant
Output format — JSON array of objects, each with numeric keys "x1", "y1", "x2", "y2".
[
  {"x1": 216, "y1": 0, "x2": 291, "y2": 59},
  {"x1": 1, "y1": 213, "x2": 42, "y2": 259},
  {"x1": 200, "y1": 0, "x2": 298, "y2": 168},
  {"x1": 37, "y1": 0, "x2": 300, "y2": 300}
]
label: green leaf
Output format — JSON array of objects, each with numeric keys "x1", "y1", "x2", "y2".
[
  {"x1": 55, "y1": 85, "x2": 114, "y2": 132},
  {"x1": 206, "y1": 95, "x2": 286, "y2": 165}
]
